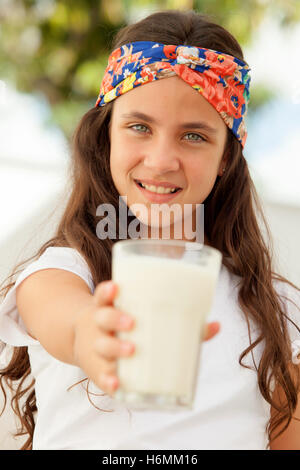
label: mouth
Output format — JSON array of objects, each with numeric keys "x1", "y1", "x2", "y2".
[
  {"x1": 135, "y1": 179, "x2": 182, "y2": 193},
  {"x1": 134, "y1": 179, "x2": 183, "y2": 203}
]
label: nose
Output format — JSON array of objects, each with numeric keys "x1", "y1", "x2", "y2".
[{"x1": 143, "y1": 135, "x2": 180, "y2": 173}]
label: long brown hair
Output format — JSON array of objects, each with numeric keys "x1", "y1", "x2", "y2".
[{"x1": 1, "y1": 9, "x2": 299, "y2": 450}]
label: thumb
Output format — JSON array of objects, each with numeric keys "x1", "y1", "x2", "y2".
[
  {"x1": 202, "y1": 322, "x2": 220, "y2": 342},
  {"x1": 94, "y1": 281, "x2": 118, "y2": 307}
]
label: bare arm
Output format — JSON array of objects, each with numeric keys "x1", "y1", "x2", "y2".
[
  {"x1": 16, "y1": 268, "x2": 95, "y2": 364},
  {"x1": 16, "y1": 268, "x2": 135, "y2": 395},
  {"x1": 16, "y1": 268, "x2": 220, "y2": 393}
]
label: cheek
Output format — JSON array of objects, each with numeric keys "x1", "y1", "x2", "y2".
[
  {"x1": 188, "y1": 158, "x2": 218, "y2": 184},
  {"x1": 110, "y1": 140, "x2": 139, "y2": 192},
  {"x1": 110, "y1": 132, "x2": 127, "y2": 174},
  {"x1": 111, "y1": 133, "x2": 141, "y2": 175},
  {"x1": 110, "y1": 151, "x2": 136, "y2": 180},
  {"x1": 186, "y1": 157, "x2": 220, "y2": 200}
]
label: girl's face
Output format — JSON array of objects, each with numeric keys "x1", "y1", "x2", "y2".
[{"x1": 109, "y1": 75, "x2": 228, "y2": 236}]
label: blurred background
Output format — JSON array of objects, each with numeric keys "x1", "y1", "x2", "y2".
[{"x1": 0, "y1": 0, "x2": 300, "y2": 449}]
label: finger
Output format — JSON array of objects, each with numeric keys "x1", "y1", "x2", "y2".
[
  {"x1": 95, "y1": 335, "x2": 135, "y2": 360},
  {"x1": 202, "y1": 322, "x2": 220, "y2": 341},
  {"x1": 95, "y1": 306, "x2": 135, "y2": 332},
  {"x1": 99, "y1": 357, "x2": 117, "y2": 376},
  {"x1": 97, "y1": 373, "x2": 119, "y2": 395},
  {"x1": 80, "y1": 354, "x2": 118, "y2": 395},
  {"x1": 94, "y1": 281, "x2": 118, "y2": 307}
]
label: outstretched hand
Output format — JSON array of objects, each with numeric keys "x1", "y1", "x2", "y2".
[{"x1": 73, "y1": 280, "x2": 220, "y2": 396}]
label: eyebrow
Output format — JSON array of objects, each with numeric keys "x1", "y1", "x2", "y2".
[{"x1": 120, "y1": 111, "x2": 219, "y2": 135}]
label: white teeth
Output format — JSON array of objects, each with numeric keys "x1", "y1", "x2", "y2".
[{"x1": 139, "y1": 182, "x2": 178, "y2": 194}]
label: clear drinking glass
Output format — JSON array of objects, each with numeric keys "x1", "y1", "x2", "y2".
[{"x1": 111, "y1": 239, "x2": 222, "y2": 411}]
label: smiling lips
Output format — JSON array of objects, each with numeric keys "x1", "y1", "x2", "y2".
[
  {"x1": 134, "y1": 179, "x2": 183, "y2": 203},
  {"x1": 135, "y1": 178, "x2": 182, "y2": 189}
]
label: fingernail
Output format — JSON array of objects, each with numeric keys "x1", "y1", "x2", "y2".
[
  {"x1": 120, "y1": 342, "x2": 134, "y2": 354},
  {"x1": 105, "y1": 375, "x2": 118, "y2": 390},
  {"x1": 103, "y1": 281, "x2": 113, "y2": 296},
  {"x1": 211, "y1": 322, "x2": 220, "y2": 333},
  {"x1": 119, "y1": 315, "x2": 134, "y2": 329}
]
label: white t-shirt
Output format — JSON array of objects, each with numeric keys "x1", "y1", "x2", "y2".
[{"x1": 0, "y1": 246, "x2": 299, "y2": 450}]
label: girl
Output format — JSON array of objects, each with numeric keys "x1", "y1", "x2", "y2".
[{"x1": 0, "y1": 9, "x2": 300, "y2": 451}]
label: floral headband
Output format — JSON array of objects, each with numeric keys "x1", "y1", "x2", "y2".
[{"x1": 95, "y1": 41, "x2": 251, "y2": 147}]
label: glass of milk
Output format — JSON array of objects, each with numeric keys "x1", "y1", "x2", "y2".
[{"x1": 112, "y1": 239, "x2": 222, "y2": 410}]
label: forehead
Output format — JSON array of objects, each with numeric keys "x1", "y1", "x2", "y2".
[{"x1": 111, "y1": 75, "x2": 225, "y2": 129}]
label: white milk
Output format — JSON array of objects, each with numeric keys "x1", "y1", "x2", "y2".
[{"x1": 112, "y1": 243, "x2": 222, "y2": 408}]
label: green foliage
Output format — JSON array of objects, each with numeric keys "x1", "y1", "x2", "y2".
[
  {"x1": 0, "y1": 0, "x2": 299, "y2": 139},
  {"x1": 247, "y1": 83, "x2": 277, "y2": 112}
]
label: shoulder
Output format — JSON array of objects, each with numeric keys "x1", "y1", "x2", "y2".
[
  {"x1": 272, "y1": 278, "x2": 300, "y2": 326},
  {"x1": 273, "y1": 277, "x2": 300, "y2": 305},
  {"x1": 272, "y1": 278, "x2": 300, "y2": 359},
  {"x1": 217, "y1": 264, "x2": 242, "y2": 300},
  {"x1": 220, "y1": 265, "x2": 300, "y2": 324},
  {"x1": 15, "y1": 246, "x2": 95, "y2": 294},
  {"x1": 0, "y1": 246, "x2": 95, "y2": 351},
  {"x1": 35, "y1": 246, "x2": 89, "y2": 269}
]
